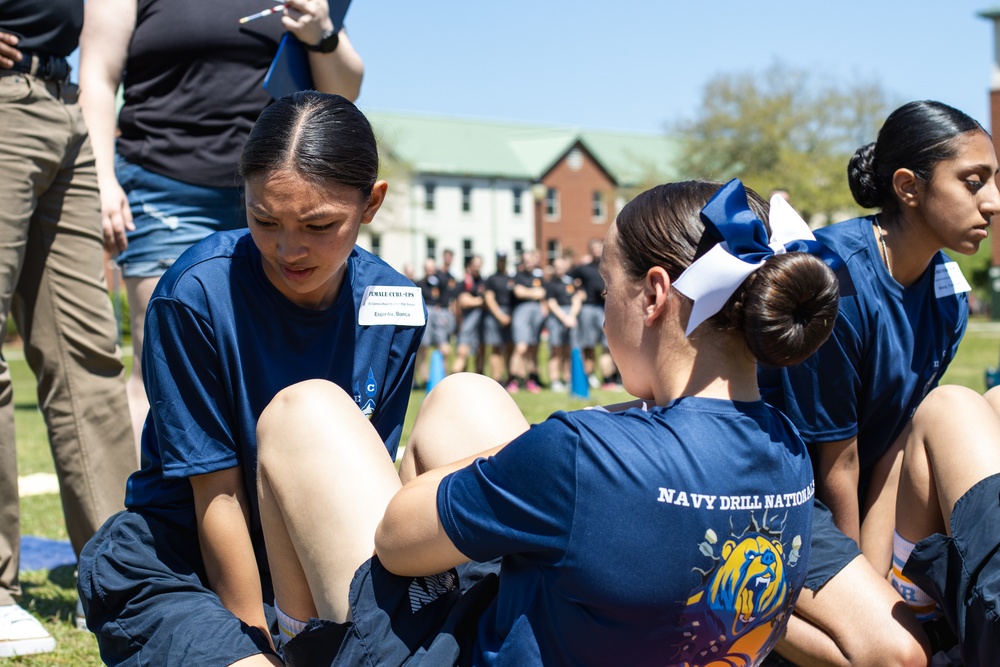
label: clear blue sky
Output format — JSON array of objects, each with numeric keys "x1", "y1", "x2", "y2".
[
  {"x1": 340, "y1": 0, "x2": 1000, "y2": 134},
  {"x1": 69, "y1": 1, "x2": 1000, "y2": 135}
]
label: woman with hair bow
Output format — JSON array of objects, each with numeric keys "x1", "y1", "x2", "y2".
[
  {"x1": 252, "y1": 179, "x2": 840, "y2": 666},
  {"x1": 759, "y1": 100, "x2": 1000, "y2": 667}
]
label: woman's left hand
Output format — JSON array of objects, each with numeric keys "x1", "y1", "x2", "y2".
[{"x1": 282, "y1": 0, "x2": 333, "y2": 48}]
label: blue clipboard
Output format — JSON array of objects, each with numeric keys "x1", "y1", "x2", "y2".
[{"x1": 263, "y1": 0, "x2": 353, "y2": 99}]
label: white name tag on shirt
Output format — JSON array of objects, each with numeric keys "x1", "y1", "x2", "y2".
[
  {"x1": 358, "y1": 286, "x2": 425, "y2": 326},
  {"x1": 934, "y1": 262, "x2": 971, "y2": 298}
]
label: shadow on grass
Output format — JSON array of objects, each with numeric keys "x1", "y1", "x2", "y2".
[{"x1": 20, "y1": 564, "x2": 77, "y2": 623}]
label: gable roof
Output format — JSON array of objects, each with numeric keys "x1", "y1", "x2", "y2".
[{"x1": 365, "y1": 109, "x2": 679, "y2": 186}]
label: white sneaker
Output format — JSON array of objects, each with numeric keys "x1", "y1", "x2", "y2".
[
  {"x1": 551, "y1": 380, "x2": 567, "y2": 392},
  {"x1": 0, "y1": 604, "x2": 56, "y2": 657},
  {"x1": 588, "y1": 374, "x2": 600, "y2": 389}
]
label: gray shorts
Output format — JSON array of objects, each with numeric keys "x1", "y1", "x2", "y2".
[
  {"x1": 546, "y1": 307, "x2": 579, "y2": 348},
  {"x1": 421, "y1": 306, "x2": 455, "y2": 347},
  {"x1": 511, "y1": 302, "x2": 543, "y2": 345},
  {"x1": 577, "y1": 304, "x2": 605, "y2": 348},
  {"x1": 483, "y1": 307, "x2": 511, "y2": 347},
  {"x1": 457, "y1": 309, "x2": 483, "y2": 348}
]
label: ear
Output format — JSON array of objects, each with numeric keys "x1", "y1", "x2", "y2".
[
  {"x1": 360, "y1": 180, "x2": 388, "y2": 225},
  {"x1": 642, "y1": 266, "x2": 672, "y2": 326},
  {"x1": 891, "y1": 168, "x2": 923, "y2": 209}
]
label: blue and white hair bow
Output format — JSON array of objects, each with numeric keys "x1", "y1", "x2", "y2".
[{"x1": 673, "y1": 179, "x2": 845, "y2": 336}]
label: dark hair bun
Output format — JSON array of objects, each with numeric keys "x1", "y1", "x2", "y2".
[
  {"x1": 847, "y1": 142, "x2": 881, "y2": 209},
  {"x1": 731, "y1": 253, "x2": 839, "y2": 367}
]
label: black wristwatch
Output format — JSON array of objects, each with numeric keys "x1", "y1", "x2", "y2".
[{"x1": 306, "y1": 28, "x2": 339, "y2": 53}]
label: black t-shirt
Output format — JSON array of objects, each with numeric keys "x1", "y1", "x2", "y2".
[
  {"x1": 570, "y1": 260, "x2": 605, "y2": 306},
  {"x1": 513, "y1": 269, "x2": 545, "y2": 307},
  {"x1": 545, "y1": 275, "x2": 577, "y2": 308},
  {"x1": 0, "y1": 0, "x2": 82, "y2": 57},
  {"x1": 418, "y1": 274, "x2": 449, "y2": 308},
  {"x1": 116, "y1": 0, "x2": 285, "y2": 188},
  {"x1": 458, "y1": 274, "x2": 485, "y2": 314},
  {"x1": 485, "y1": 272, "x2": 515, "y2": 309},
  {"x1": 436, "y1": 270, "x2": 459, "y2": 306}
]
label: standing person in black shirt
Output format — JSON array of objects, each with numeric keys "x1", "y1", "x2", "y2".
[
  {"x1": 544, "y1": 256, "x2": 585, "y2": 392},
  {"x1": 509, "y1": 249, "x2": 546, "y2": 393},
  {"x1": 451, "y1": 255, "x2": 486, "y2": 375},
  {"x1": 0, "y1": 0, "x2": 136, "y2": 656},
  {"x1": 79, "y1": 0, "x2": 365, "y2": 452},
  {"x1": 483, "y1": 251, "x2": 515, "y2": 385},
  {"x1": 415, "y1": 257, "x2": 454, "y2": 387},
  {"x1": 571, "y1": 239, "x2": 620, "y2": 388}
]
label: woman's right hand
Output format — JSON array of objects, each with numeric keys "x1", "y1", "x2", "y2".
[{"x1": 99, "y1": 178, "x2": 134, "y2": 254}]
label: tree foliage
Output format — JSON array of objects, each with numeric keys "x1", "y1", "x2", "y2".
[{"x1": 673, "y1": 62, "x2": 897, "y2": 224}]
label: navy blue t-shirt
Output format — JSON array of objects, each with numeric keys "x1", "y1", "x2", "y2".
[
  {"x1": 127, "y1": 231, "x2": 424, "y2": 548},
  {"x1": 439, "y1": 398, "x2": 814, "y2": 666},
  {"x1": 759, "y1": 216, "x2": 967, "y2": 486}
]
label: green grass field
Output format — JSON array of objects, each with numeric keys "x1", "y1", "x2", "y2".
[{"x1": 9, "y1": 324, "x2": 1000, "y2": 665}]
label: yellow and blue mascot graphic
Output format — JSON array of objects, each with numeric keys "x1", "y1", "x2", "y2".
[{"x1": 672, "y1": 512, "x2": 803, "y2": 667}]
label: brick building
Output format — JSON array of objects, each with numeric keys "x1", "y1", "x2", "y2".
[{"x1": 361, "y1": 111, "x2": 677, "y2": 275}]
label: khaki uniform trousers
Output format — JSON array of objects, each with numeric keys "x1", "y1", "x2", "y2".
[{"x1": 0, "y1": 69, "x2": 136, "y2": 603}]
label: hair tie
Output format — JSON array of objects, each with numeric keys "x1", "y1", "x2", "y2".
[{"x1": 673, "y1": 179, "x2": 847, "y2": 336}]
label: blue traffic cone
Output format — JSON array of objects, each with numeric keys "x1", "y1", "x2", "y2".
[
  {"x1": 426, "y1": 349, "x2": 446, "y2": 393},
  {"x1": 570, "y1": 347, "x2": 590, "y2": 399}
]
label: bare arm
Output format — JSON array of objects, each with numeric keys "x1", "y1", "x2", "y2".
[
  {"x1": 815, "y1": 437, "x2": 861, "y2": 544},
  {"x1": 191, "y1": 468, "x2": 271, "y2": 645},
  {"x1": 484, "y1": 291, "x2": 510, "y2": 325},
  {"x1": 547, "y1": 297, "x2": 574, "y2": 327},
  {"x1": 456, "y1": 291, "x2": 484, "y2": 310},
  {"x1": 282, "y1": 0, "x2": 363, "y2": 100},
  {"x1": 513, "y1": 284, "x2": 546, "y2": 301},
  {"x1": 375, "y1": 445, "x2": 505, "y2": 577},
  {"x1": 79, "y1": 0, "x2": 136, "y2": 254},
  {"x1": 568, "y1": 290, "x2": 585, "y2": 320}
]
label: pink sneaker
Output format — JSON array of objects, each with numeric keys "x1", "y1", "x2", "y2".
[
  {"x1": 525, "y1": 379, "x2": 541, "y2": 394},
  {"x1": 506, "y1": 380, "x2": 520, "y2": 394}
]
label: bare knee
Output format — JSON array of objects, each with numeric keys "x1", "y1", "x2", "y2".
[
  {"x1": 257, "y1": 379, "x2": 355, "y2": 468},
  {"x1": 915, "y1": 385, "x2": 979, "y2": 422},
  {"x1": 985, "y1": 385, "x2": 1000, "y2": 415}
]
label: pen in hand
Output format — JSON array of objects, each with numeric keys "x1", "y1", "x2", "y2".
[{"x1": 238, "y1": 3, "x2": 287, "y2": 24}]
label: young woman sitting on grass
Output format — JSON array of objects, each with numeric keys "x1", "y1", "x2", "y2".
[{"x1": 255, "y1": 178, "x2": 842, "y2": 666}]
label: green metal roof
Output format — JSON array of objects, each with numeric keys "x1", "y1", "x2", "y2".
[
  {"x1": 978, "y1": 5, "x2": 1000, "y2": 19},
  {"x1": 364, "y1": 109, "x2": 678, "y2": 186}
]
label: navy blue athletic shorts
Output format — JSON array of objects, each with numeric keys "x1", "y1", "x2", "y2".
[
  {"x1": 904, "y1": 473, "x2": 1000, "y2": 667},
  {"x1": 802, "y1": 499, "x2": 863, "y2": 591},
  {"x1": 78, "y1": 510, "x2": 277, "y2": 666},
  {"x1": 281, "y1": 557, "x2": 499, "y2": 667}
]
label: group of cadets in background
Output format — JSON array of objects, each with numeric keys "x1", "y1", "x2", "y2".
[{"x1": 411, "y1": 241, "x2": 622, "y2": 393}]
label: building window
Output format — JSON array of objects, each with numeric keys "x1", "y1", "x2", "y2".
[
  {"x1": 545, "y1": 187, "x2": 559, "y2": 220},
  {"x1": 592, "y1": 190, "x2": 606, "y2": 221},
  {"x1": 546, "y1": 239, "x2": 559, "y2": 266},
  {"x1": 567, "y1": 147, "x2": 584, "y2": 171},
  {"x1": 371, "y1": 234, "x2": 381, "y2": 258},
  {"x1": 512, "y1": 187, "x2": 523, "y2": 215},
  {"x1": 461, "y1": 184, "x2": 472, "y2": 213},
  {"x1": 513, "y1": 240, "x2": 524, "y2": 260},
  {"x1": 426, "y1": 237, "x2": 437, "y2": 261},
  {"x1": 424, "y1": 182, "x2": 436, "y2": 211},
  {"x1": 462, "y1": 238, "x2": 473, "y2": 267}
]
